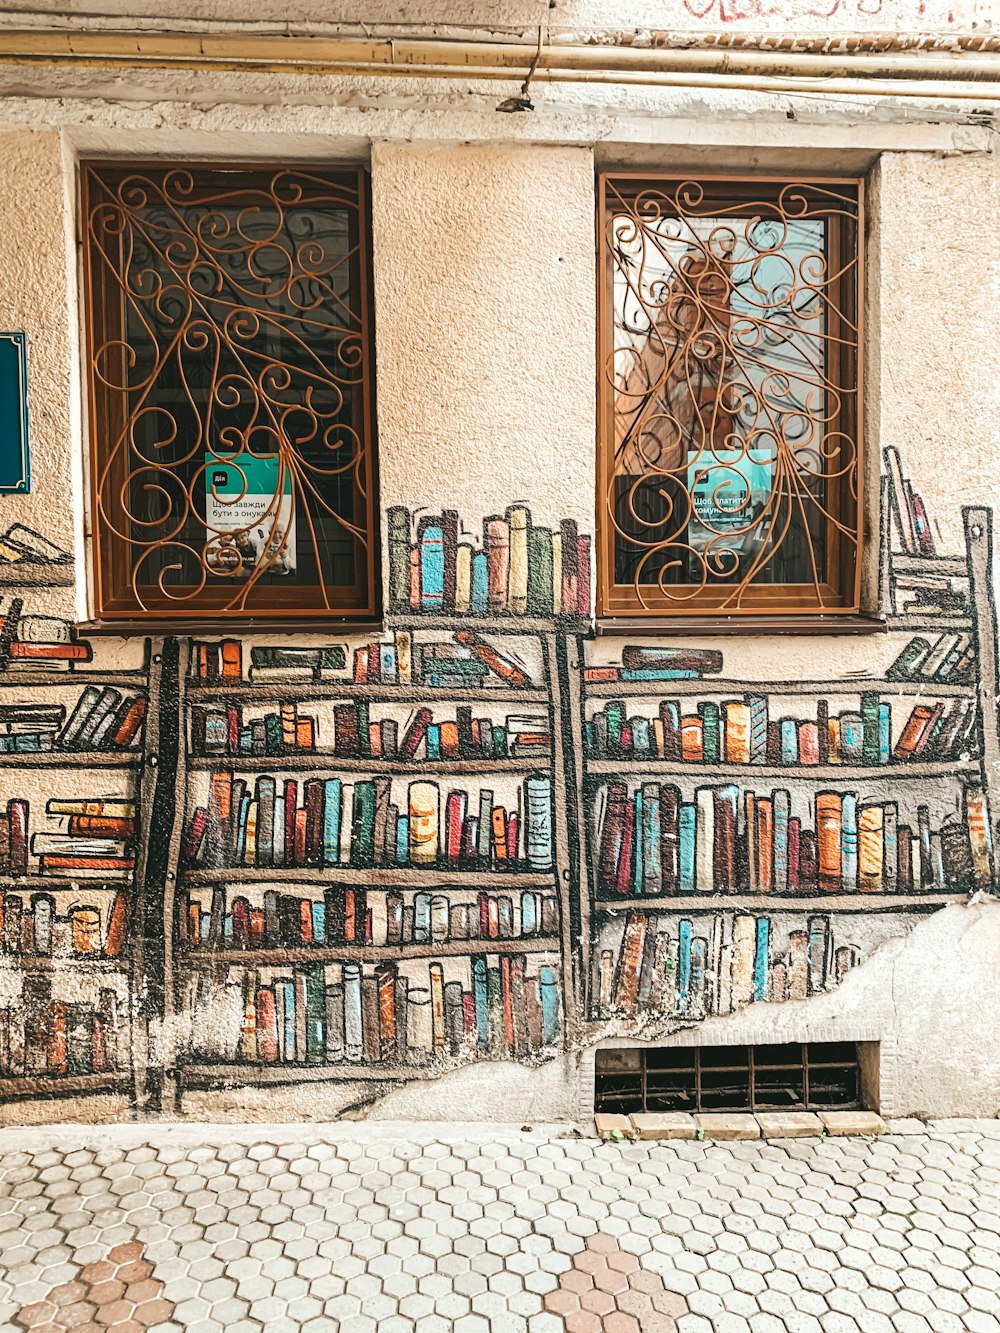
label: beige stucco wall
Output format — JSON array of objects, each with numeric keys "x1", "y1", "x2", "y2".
[
  {"x1": 0, "y1": 64, "x2": 998, "y2": 1122},
  {"x1": 371, "y1": 142, "x2": 596, "y2": 539}
]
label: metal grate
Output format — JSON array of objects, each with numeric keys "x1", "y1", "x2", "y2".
[
  {"x1": 81, "y1": 161, "x2": 379, "y2": 622},
  {"x1": 597, "y1": 173, "x2": 863, "y2": 620},
  {"x1": 595, "y1": 1041, "x2": 862, "y2": 1114}
]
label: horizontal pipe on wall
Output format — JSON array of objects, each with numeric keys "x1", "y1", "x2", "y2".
[{"x1": 0, "y1": 30, "x2": 998, "y2": 102}]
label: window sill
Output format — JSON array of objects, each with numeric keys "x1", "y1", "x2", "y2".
[
  {"x1": 76, "y1": 618, "x2": 385, "y2": 638},
  {"x1": 594, "y1": 614, "x2": 887, "y2": 637}
]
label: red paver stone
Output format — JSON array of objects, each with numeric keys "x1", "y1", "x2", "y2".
[
  {"x1": 565, "y1": 1312, "x2": 604, "y2": 1333},
  {"x1": 594, "y1": 1266, "x2": 630, "y2": 1295},
  {"x1": 544, "y1": 1288, "x2": 582, "y2": 1316},
  {"x1": 95, "y1": 1298, "x2": 135, "y2": 1326},
  {"x1": 608, "y1": 1250, "x2": 641, "y2": 1274},
  {"x1": 108, "y1": 1243, "x2": 144, "y2": 1267},
  {"x1": 576, "y1": 1250, "x2": 610, "y2": 1275},
  {"x1": 563, "y1": 1269, "x2": 596, "y2": 1294},
  {"x1": 133, "y1": 1299, "x2": 173, "y2": 1326},
  {"x1": 605, "y1": 1312, "x2": 642, "y2": 1333},
  {"x1": 581, "y1": 1287, "x2": 616, "y2": 1316},
  {"x1": 629, "y1": 1270, "x2": 665, "y2": 1295}
]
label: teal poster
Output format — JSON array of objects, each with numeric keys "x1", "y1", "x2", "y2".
[
  {"x1": 204, "y1": 451, "x2": 296, "y2": 576},
  {"x1": 0, "y1": 333, "x2": 29, "y2": 494},
  {"x1": 688, "y1": 448, "x2": 773, "y2": 553}
]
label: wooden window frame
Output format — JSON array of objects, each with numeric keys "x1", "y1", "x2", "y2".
[
  {"x1": 597, "y1": 171, "x2": 865, "y2": 629},
  {"x1": 80, "y1": 160, "x2": 380, "y2": 627}
]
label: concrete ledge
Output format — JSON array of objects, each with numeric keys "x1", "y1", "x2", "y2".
[
  {"x1": 756, "y1": 1111, "x2": 824, "y2": 1139},
  {"x1": 694, "y1": 1113, "x2": 761, "y2": 1140},
  {"x1": 630, "y1": 1112, "x2": 697, "y2": 1141},
  {"x1": 819, "y1": 1111, "x2": 887, "y2": 1137}
]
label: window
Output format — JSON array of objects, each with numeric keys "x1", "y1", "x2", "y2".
[
  {"x1": 594, "y1": 1041, "x2": 862, "y2": 1114},
  {"x1": 81, "y1": 162, "x2": 378, "y2": 622},
  {"x1": 597, "y1": 174, "x2": 863, "y2": 622}
]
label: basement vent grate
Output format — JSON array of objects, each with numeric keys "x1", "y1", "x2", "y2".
[{"x1": 595, "y1": 1042, "x2": 862, "y2": 1114}]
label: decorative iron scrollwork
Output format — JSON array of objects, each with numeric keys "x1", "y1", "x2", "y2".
[
  {"x1": 83, "y1": 164, "x2": 377, "y2": 619},
  {"x1": 600, "y1": 176, "x2": 862, "y2": 616}
]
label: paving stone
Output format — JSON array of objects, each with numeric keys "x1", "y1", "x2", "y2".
[
  {"x1": 756, "y1": 1113, "x2": 825, "y2": 1140},
  {"x1": 694, "y1": 1115, "x2": 761, "y2": 1141},
  {"x1": 595, "y1": 1115, "x2": 633, "y2": 1138},
  {"x1": 818, "y1": 1113, "x2": 887, "y2": 1138},
  {"x1": 630, "y1": 1114, "x2": 698, "y2": 1142}
]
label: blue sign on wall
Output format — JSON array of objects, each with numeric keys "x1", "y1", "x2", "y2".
[{"x1": 0, "y1": 333, "x2": 29, "y2": 494}]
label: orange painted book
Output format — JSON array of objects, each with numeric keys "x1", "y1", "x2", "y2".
[
  {"x1": 893, "y1": 705, "x2": 933, "y2": 759},
  {"x1": 491, "y1": 807, "x2": 508, "y2": 863},
  {"x1": 111, "y1": 697, "x2": 147, "y2": 748},
  {"x1": 816, "y1": 792, "x2": 843, "y2": 892},
  {"x1": 220, "y1": 640, "x2": 243, "y2": 680},
  {"x1": 104, "y1": 891, "x2": 128, "y2": 957},
  {"x1": 680, "y1": 716, "x2": 704, "y2": 762}
]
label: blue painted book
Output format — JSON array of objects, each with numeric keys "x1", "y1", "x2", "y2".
[
  {"x1": 322, "y1": 778, "x2": 342, "y2": 867},
  {"x1": 419, "y1": 524, "x2": 445, "y2": 611},
  {"x1": 620, "y1": 668, "x2": 698, "y2": 681},
  {"x1": 780, "y1": 719, "x2": 798, "y2": 766},
  {"x1": 471, "y1": 552, "x2": 489, "y2": 614},
  {"x1": 539, "y1": 965, "x2": 560, "y2": 1045},
  {"x1": 754, "y1": 917, "x2": 770, "y2": 1002},
  {"x1": 472, "y1": 956, "x2": 490, "y2": 1049},
  {"x1": 641, "y1": 783, "x2": 661, "y2": 892},
  {"x1": 679, "y1": 803, "x2": 696, "y2": 892},
  {"x1": 677, "y1": 919, "x2": 693, "y2": 1013},
  {"x1": 524, "y1": 775, "x2": 553, "y2": 871}
]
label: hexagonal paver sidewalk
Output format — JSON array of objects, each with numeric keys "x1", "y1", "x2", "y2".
[{"x1": 0, "y1": 1120, "x2": 997, "y2": 1332}]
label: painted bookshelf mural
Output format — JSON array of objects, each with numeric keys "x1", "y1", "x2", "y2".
[{"x1": 0, "y1": 462, "x2": 998, "y2": 1110}]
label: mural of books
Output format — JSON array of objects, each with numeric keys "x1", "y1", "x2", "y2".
[
  {"x1": 591, "y1": 910, "x2": 878, "y2": 1022},
  {"x1": 585, "y1": 681, "x2": 978, "y2": 767},
  {"x1": 177, "y1": 885, "x2": 560, "y2": 952},
  {"x1": 386, "y1": 505, "x2": 591, "y2": 619},
  {"x1": 591, "y1": 780, "x2": 992, "y2": 897},
  {"x1": 0, "y1": 797, "x2": 138, "y2": 882},
  {"x1": 2, "y1": 476, "x2": 998, "y2": 1107},
  {"x1": 187, "y1": 954, "x2": 563, "y2": 1070},
  {"x1": 0, "y1": 600, "x2": 93, "y2": 671},
  {"x1": 190, "y1": 698, "x2": 550, "y2": 762},
  {"x1": 183, "y1": 772, "x2": 555, "y2": 873},
  {"x1": 0, "y1": 981, "x2": 126, "y2": 1078},
  {"x1": 191, "y1": 630, "x2": 539, "y2": 693}
]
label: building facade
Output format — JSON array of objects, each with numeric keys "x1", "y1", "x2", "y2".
[{"x1": 0, "y1": 0, "x2": 998, "y2": 1125}]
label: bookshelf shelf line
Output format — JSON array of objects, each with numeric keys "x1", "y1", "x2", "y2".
[
  {"x1": 0, "y1": 752, "x2": 143, "y2": 768},
  {"x1": 383, "y1": 615, "x2": 591, "y2": 634},
  {"x1": 591, "y1": 892, "x2": 970, "y2": 913},
  {"x1": 0, "y1": 955, "x2": 126, "y2": 971},
  {"x1": 582, "y1": 678, "x2": 976, "y2": 700},
  {"x1": 584, "y1": 759, "x2": 979, "y2": 781},
  {"x1": 0, "y1": 1073, "x2": 129, "y2": 1097},
  {"x1": 0, "y1": 875, "x2": 133, "y2": 891},
  {"x1": 185, "y1": 756, "x2": 547, "y2": 776},
  {"x1": 181, "y1": 867, "x2": 558, "y2": 889},
  {"x1": 181, "y1": 937, "x2": 560, "y2": 966},
  {"x1": 0, "y1": 672, "x2": 149, "y2": 689},
  {"x1": 884, "y1": 617, "x2": 972, "y2": 632},
  {"x1": 185, "y1": 684, "x2": 550, "y2": 705},
  {"x1": 178, "y1": 1061, "x2": 442, "y2": 1087}
]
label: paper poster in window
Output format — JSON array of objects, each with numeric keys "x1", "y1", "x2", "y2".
[
  {"x1": 204, "y1": 452, "x2": 296, "y2": 578},
  {"x1": 687, "y1": 448, "x2": 773, "y2": 558}
]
